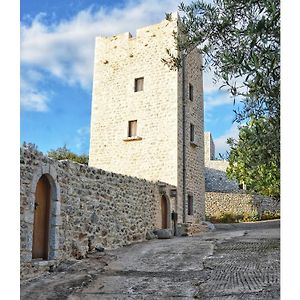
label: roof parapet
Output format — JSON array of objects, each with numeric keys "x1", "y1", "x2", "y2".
[{"x1": 96, "y1": 12, "x2": 179, "y2": 41}]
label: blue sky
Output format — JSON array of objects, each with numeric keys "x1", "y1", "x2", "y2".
[{"x1": 20, "y1": 0, "x2": 241, "y2": 156}]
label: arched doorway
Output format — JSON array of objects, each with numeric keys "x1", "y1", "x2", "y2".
[
  {"x1": 161, "y1": 195, "x2": 168, "y2": 229},
  {"x1": 32, "y1": 175, "x2": 51, "y2": 259}
]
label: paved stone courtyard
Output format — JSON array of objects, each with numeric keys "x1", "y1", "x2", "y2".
[{"x1": 21, "y1": 220, "x2": 280, "y2": 299}]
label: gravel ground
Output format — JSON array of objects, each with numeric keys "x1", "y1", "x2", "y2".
[{"x1": 21, "y1": 220, "x2": 280, "y2": 299}]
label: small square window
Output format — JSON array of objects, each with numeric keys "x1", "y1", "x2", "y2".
[
  {"x1": 134, "y1": 77, "x2": 144, "y2": 92},
  {"x1": 188, "y1": 194, "x2": 193, "y2": 215},
  {"x1": 190, "y1": 123, "x2": 195, "y2": 142},
  {"x1": 128, "y1": 120, "x2": 137, "y2": 137},
  {"x1": 189, "y1": 83, "x2": 194, "y2": 101}
]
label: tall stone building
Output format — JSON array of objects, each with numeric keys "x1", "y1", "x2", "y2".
[{"x1": 89, "y1": 13, "x2": 205, "y2": 225}]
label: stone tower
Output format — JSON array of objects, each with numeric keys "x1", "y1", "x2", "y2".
[
  {"x1": 204, "y1": 132, "x2": 215, "y2": 163},
  {"x1": 89, "y1": 13, "x2": 205, "y2": 224}
]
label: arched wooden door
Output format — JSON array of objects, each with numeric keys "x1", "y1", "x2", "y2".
[
  {"x1": 161, "y1": 195, "x2": 168, "y2": 229},
  {"x1": 32, "y1": 175, "x2": 51, "y2": 259}
]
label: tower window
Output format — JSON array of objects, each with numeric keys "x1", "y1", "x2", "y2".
[
  {"x1": 189, "y1": 83, "x2": 194, "y2": 101},
  {"x1": 128, "y1": 120, "x2": 137, "y2": 137},
  {"x1": 190, "y1": 123, "x2": 195, "y2": 142},
  {"x1": 188, "y1": 194, "x2": 193, "y2": 215},
  {"x1": 134, "y1": 77, "x2": 144, "y2": 92}
]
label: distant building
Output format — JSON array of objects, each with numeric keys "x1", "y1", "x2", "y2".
[{"x1": 204, "y1": 132, "x2": 239, "y2": 192}]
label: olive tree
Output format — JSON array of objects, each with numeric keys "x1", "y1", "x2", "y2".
[{"x1": 165, "y1": 0, "x2": 280, "y2": 199}]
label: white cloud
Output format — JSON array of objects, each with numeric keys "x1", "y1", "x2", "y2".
[
  {"x1": 21, "y1": 89, "x2": 49, "y2": 112},
  {"x1": 21, "y1": 0, "x2": 245, "y2": 115},
  {"x1": 74, "y1": 126, "x2": 90, "y2": 153},
  {"x1": 21, "y1": 0, "x2": 185, "y2": 111},
  {"x1": 203, "y1": 69, "x2": 222, "y2": 94},
  {"x1": 21, "y1": 69, "x2": 50, "y2": 112},
  {"x1": 203, "y1": 68, "x2": 244, "y2": 113},
  {"x1": 204, "y1": 91, "x2": 234, "y2": 111},
  {"x1": 213, "y1": 123, "x2": 240, "y2": 156},
  {"x1": 203, "y1": 69, "x2": 235, "y2": 123}
]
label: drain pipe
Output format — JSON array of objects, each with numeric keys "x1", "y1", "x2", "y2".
[{"x1": 181, "y1": 51, "x2": 187, "y2": 224}]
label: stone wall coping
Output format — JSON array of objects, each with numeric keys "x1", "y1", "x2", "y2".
[
  {"x1": 205, "y1": 160, "x2": 229, "y2": 169},
  {"x1": 206, "y1": 190, "x2": 247, "y2": 194},
  {"x1": 95, "y1": 12, "x2": 178, "y2": 41},
  {"x1": 22, "y1": 147, "x2": 174, "y2": 185}
]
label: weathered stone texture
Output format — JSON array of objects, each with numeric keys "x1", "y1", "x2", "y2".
[
  {"x1": 89, "y1": 14, "x2": 179, "y2": 185},
  {"x1": 20, "y1": 146, "x2": 176, "y2": 276},
  {"x1": 204, "y1": 132, "x2": 239, "y2": 192},
  {"x1": 205, "y1": 161, "x2": 239, "y2": 192},
  {"x1": 89, "y1": 14, "x2": 205, "y2": 224},
  {"x1": 204, "y1": 132, "x2": 280, "y2": 218},
  {"x1": 177, "y1": 46, "x2": 205, "y2": 224},
  {"x1": 205, "y1": 192, "x2": 280, "y2": 218}
]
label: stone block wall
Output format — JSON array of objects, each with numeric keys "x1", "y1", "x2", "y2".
[
  {"x1": 89, "y1": 13, "x2": 179, "y2": 185},
  {"x1": 89, "y1": 14, "x2": 205, "y2": 224},
  {"x1": 20, "y1": 146, "x2": 176, "y2": 276},
  {"x1": 204, "y1": 132, "x2": 239, "y2": 192},
  {"x1": 205, "y1": 161, "x2": 239, "y2": 192},
  {"x1": 204, "y1": 132, "x2": 280, "y2": 219},
  {"x1": 177, "y1": 46, "x2": 205, "y2": 223},
  {"x1": 206, "y1": 192, "x2": 256, "y2": 217},
  {"x1": 205, "y1": 192, "x2": 280, "y2": 218}
]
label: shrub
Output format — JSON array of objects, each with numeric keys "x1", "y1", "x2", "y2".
[
  {"x1": 206, "y1": 210, "x2": 280, "y2": 224},
  {"x1": 47, "y1": 145, "x2": 89, "y2": 165}
]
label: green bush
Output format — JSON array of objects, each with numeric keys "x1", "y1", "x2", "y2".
[
  {"x1": 261, "y1": 211, "x2": 280, "y2": 220},
  {"x1": 206, "y1": 210, "x2": 280, "y2": 223},
  {"x1": 47, "y1": 145, "x2": 89, "y2": 165}
]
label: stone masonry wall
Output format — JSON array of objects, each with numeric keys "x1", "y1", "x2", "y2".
[
  {"x1": 89, "y1": 13, "x2": 179, "y2": 185},
  {"x1": 177, "y1": 46, "x2": 205, "y2": 223},
  {"x1": 204, "y1": 132, "x2": 239, "y2": 192},
  {"x1": 20, "y1": 146, "x2": 176, "y2": 276},
  {"x1": 205, "y1": 192, "x2": 280, "y2": 218},
  {"x1": 205, "y1": 160, "x2": 239, "y2": 192},
  {"x1": 204, "y1": 132, "x2": 280, "y2": 219},
  {"x1": 89, "y1": 14, "x2": 205, "y2": 224}
]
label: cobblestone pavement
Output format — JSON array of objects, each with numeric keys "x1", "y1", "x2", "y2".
[{"x1": 21, "y1": 220, "x2": 280, "y2": 299}]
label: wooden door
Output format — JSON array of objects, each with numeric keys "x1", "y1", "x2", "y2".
[
  {"x1": 32, "y1": 175, "x2": 51, "y2": 259},
  {"x1": 161, "y1": 195, "x2": 168, "y2": 229}
]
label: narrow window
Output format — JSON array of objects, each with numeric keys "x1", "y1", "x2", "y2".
[
  {"x1": 190, "y1": 123, "x2": 195, "y2": 142},
  {"x1": 189, "y1": 83, "x2": 194, "y2": 101},
  {"x1": 188, "y1": 194, "x2": 193, "y2": 215},
  {"x1": 128, "y1": 120, "x2": 137, "y2": 137},
  {"x1": 134, "y1": 77, "x2": 144, "y2": 92}
]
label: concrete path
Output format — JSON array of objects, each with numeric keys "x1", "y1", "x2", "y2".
[{"x1": 21, "y1": 220, "x2": 280, "y2": 299}]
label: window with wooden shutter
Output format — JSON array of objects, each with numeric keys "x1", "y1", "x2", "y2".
[
  {"x1": 134, "y1": 77, "x2": 144, "y2": 92},
  {"x1": 128, "y1": 120, "x2": 137, "y2": 137}
]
